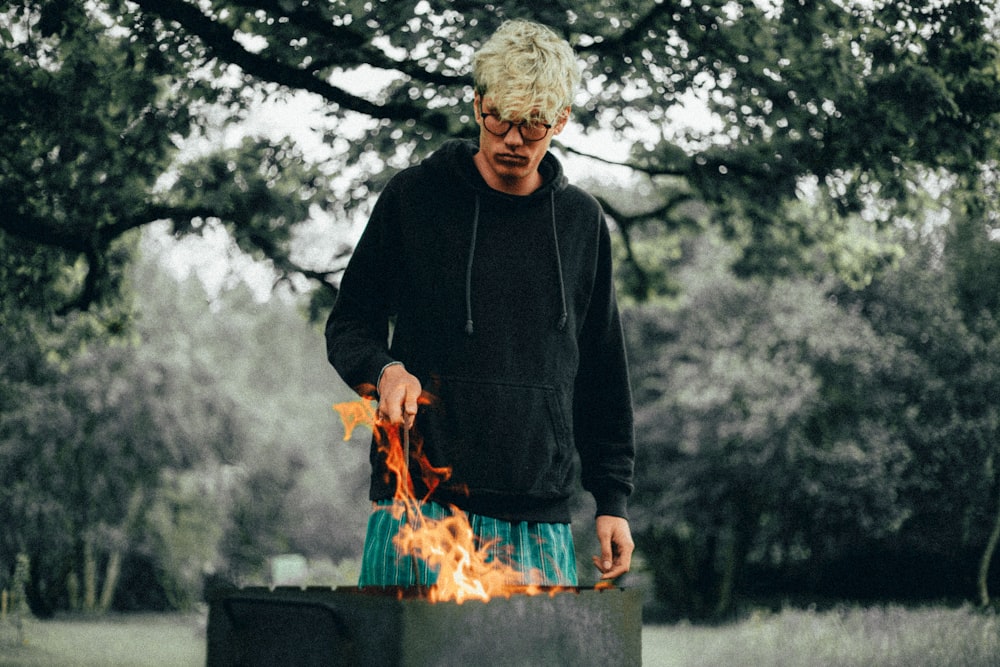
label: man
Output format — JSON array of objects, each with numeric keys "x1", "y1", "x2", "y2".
[{"x1": 326, "y1": 19, "x2": 634, "y2": 587}]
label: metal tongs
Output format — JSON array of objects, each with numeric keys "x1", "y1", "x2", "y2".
[
  {"x1": 401, "y1": 424, "x2": 424, "y2": 586},
  {"x1": 402, "y1": 424, "x2": 411, "y2": 489},
  {"x1": 401, "y1": 424, "x2": 421, "y2": 527}
]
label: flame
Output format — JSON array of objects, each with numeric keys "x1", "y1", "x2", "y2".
[
  {"x1": 333, "y1": 397, "x2": 566, "y2": 603},
  {"x1": 332, "y1": 400, "x2": 377, "y2": 441}
]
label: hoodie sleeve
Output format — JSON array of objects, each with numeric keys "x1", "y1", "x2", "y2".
[
  {"x1": 574, "y1": 210, "x2": 635, "y2": 519},
  {"x1": 325, "y1": 184, "x2": 401, "y2": 397}
]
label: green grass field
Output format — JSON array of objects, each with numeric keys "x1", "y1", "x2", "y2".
[
  {"x1": 0, "y1": 614, "x2": 205, "y2": 667},
  {"x1": 1, "y1": 604, "x2": 998, "y2": 666},
  {"x1": 641, "y1": 605, "x2": 1000, "y2": 667}
]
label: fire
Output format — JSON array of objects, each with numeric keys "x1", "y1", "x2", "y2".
[
  {"x1": 332, "y1": 400, "x2": 377, "y2": 441},
  {"x1": 333, "y1": 397, "x2": 564, "y2": 603}
]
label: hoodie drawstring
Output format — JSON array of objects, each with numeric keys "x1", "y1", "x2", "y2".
[
  {"x1": 463, "y1": 192, "x2": 569, "y2": 335},
  {"x1": 551, "y1": 190, "x2": 569, "y2": 331},
  {"x1": 464, "y1": 196, "x2": 480, "y2": 335}
]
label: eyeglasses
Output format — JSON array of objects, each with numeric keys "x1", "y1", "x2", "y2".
[{"x1": 478, "y1": 102, "x2": 552, "y2": 142}]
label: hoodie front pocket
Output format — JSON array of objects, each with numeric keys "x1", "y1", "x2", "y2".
[{"x1": 425, "y1": 376, "x2": 573, "y2": 497}]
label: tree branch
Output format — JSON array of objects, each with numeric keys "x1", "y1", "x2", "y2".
[
  {"x1": 3, "y1": 198, "x2": 345, "y2": 311},
  {"x1": 555, "y1": 142, "x2": 688, "y2": 178},
  {"x1": 132, "y1": 0, "x2": 452, "y2": 131},
  {"x1": 224, "y1": 0, "x2": 464, "y2": 87},
  {"x1": 0, "y1": 210, "x2": 90, "y2": 254}
]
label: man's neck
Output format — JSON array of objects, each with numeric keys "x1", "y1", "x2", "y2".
[{"x1": 473, "y1": 152, "x2": 542, "y2": 196}]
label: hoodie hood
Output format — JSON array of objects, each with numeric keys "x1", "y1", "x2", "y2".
[{"x1": 422, "y1": 139, "x2": 569, "y2": 336}]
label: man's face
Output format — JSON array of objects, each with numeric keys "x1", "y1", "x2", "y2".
[{"x1": 473, "y1": 92, "x2": 568, "y2": 195}]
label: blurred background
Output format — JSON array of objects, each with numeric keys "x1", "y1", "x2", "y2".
[{"x1": 2, "y1": 0, "x2": 999, "y2": 633}]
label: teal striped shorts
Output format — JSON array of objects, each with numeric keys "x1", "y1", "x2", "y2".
[{"x1": 358, "y1": 500, "x2": 578, "y2": 587}]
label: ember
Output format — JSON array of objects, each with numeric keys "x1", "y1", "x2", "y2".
[{"x1": 334, "y1": 397, "x2": 563, "y2": 602}]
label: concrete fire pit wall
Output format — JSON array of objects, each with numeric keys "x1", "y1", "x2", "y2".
[{"x1": 207, "y1": 585, "x2": 642, "y2": 666}]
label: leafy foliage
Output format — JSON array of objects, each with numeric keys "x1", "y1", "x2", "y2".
[
  {"x1": 4, "y1": 1, "x2": 998, "y2": 309},
  {"x1": 0, "y1": 1, "x2": 333, "y2": 314},
  {"x1": 0, "y1": 316, "x2": 243, "y2": 614},
  {"x1": 628, "y1": 199, "x2": 1000, "y2": 618},
  {"x1": 1, "y1": 252, "x2": 366, "y2": 613},
  {"x1": 848, "y1": 210, "x2": 1000, "y2": 565},
  {"x1": 626, "y1": 235, "x2": 911, "y2": 618}
]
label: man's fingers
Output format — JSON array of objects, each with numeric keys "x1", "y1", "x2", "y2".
[
  {"x1": 404, "y1": 400, "x2": 418, "y2": 415},
  {"x1": 402, "y1": 404, "x2": 417, "y2": 429},
  {"x1": 600, "y1": 542, "x2": 614, "y2": 572},
  {"x1": 593, "y1": 515, "x2": 634, "y2": 580},
  {"x1": 591, "y1": 531, "x2": 614, "y2": 575},
  {"x1": 600, "y1": 562, "x2": 630, "y2": 581},
  {"x1": 591, "y1": 554, "x2": 610, "y2": 573},
  {"x1": 378, "y1": 370, "x2": 422, "y2": 426},
  {"x1": 591, "y1": 555, "x2": 627, "y2": 580},
  {"x1": 380, "y1": 394, "x2": 409, "y2": 424},
  {"x1": 378, "y1": 390, "x2": 403, "y2": 423}
]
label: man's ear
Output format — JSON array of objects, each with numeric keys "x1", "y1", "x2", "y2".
[
  {"x1": 552, "y1": 106, "x2": 571, "y2": 135},
  {"x1": 473, "y1": 91, "x2": 483, "y2": 121}
]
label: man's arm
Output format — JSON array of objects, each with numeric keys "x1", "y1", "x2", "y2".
[
  {"x1": 574, "y1": 214, "x2": 635, "y2": 518},
  {"x1": 325, "y1": 186, "x2": 400, "y2": 393},
  {"x1": 574, "y1": 211, "x2": 636, "y2": 579}
]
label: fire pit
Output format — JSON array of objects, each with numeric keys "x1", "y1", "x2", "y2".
[{"x1": 207, "y1": 585, "x2": 642, "y2": 666}]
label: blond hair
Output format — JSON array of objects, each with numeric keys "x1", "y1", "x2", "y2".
[{"x1": 472, "y1": 20, "x2": 580, "y2": 124}]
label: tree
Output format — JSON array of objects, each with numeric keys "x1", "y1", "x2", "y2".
[
  {"x1": 945, "y1": 183, "x2": 1000, "y2": 605},
  {"x1": 0, "y1": 1, "x2": 332, "y2": 315},
  {"x1": 845, "y1": 186, "x2": 1000, "y2": 607},
  {"x1": 4, "y1": 1, "x2": 997, "y2": 311},
  {"x1": 0, "y1": 2, "x2": 344, "y2": 609},
  {"x1": 125, "y1": 0, "x2": 1000, "y2": 287},
  {"x1": 626, "y1": 236, "x2": 911, "y2": 619},
  {"x1": 0, "y1": 328, "x2": 244, "y2": 614},
  {"x1": 1, "y1": 248, "x2": 368, "y2": 613},
  {"x1": 126, "y1": 254, "x2": 368, "y2": 592}
]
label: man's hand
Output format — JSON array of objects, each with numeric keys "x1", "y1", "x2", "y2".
[
  {"x1": 592, "y1": 515, "x2": 634, "y2": 581},
  {"x1": 377, "y1": 363, "x2": 422, "y2": 430}
]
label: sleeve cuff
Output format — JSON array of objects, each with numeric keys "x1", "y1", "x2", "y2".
[
  {"x1": 594, "y1": 490, "x2": 629, "y2": 520},
  {"x1": 375, "y1": 360, "x2": 403, "y2": 396}
]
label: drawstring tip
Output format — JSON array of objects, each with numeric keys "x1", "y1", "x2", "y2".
[
  {"x1": 557, "y1": 313, "x2": 568, "y2": 331},
  {"x1": 465, "y1": 320, "x2": 474, "y2": 335}
]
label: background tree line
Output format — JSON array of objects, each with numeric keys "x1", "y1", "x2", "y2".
[{"x1": 1, "y1": 0, "x2": 999, "y2": 620}]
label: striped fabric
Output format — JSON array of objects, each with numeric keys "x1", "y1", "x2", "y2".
[{"x1": 359, "y1": 500, "x2": 578, "y2": 587}]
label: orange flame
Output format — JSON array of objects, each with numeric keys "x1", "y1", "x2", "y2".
[
  {"x1": 332, "y1": 400, "x2": 377, "y2": 441},
  {"x1": 333, "y1": 397, "x2": 564, "y2": 603}
]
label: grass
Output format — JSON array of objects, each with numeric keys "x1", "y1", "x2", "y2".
[
  {"x1": 641, "y1": 604, "x2": 1000, "y2": 667},
  {"x1": 1, "y1": 604, "x2": 997, "y2": 666},
  {"x1": 0, "y1": 613, "x2": 205, "y2": 667}
]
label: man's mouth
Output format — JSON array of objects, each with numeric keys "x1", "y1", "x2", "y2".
[{"x1": 496, "y1": 153, "x2": 528, "y2": 166}]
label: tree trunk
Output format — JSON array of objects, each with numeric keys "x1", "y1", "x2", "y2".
[
  {"x1": 83, "y1": 539, "x2": 97, "y2": 612},
  {"x1": 95, "y1": 489, "x2": 144, "y2": 613},
  {"x1": 713, "y1": 521, "x2": 748, "y2": 619},
  {"x1": 714, "y1": 535, "x2": 737, "y2": 618},
  {"x1": 98, "y1": 550, "x2": 122, "y2": 613},
  {"x1": 977, "y1": 485, "x2": 1000, "y2": 607},
  {"x1": 67, "y1": 570, "x2": 80, "y2": 611}
]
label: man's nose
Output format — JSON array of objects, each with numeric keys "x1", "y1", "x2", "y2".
[{"x1": 503, "y1": 125, "x2": 525, "y2": 147}]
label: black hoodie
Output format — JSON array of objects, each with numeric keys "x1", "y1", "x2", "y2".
[{"x1": 326, "y1": 139, "x2": 634, "y2": 523}]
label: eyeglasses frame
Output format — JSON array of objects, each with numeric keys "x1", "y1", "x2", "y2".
[{"x1": 477, "y1": 100, "x2": 553, "y2": 142}]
